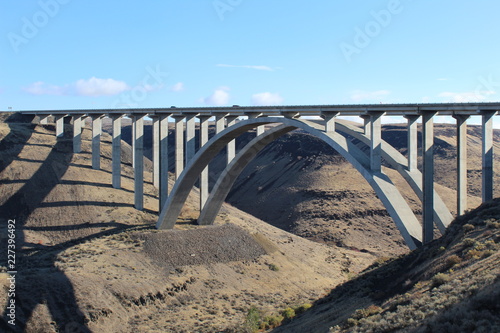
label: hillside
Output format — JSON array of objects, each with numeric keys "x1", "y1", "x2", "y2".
[
  {"x1": 0, "y1": 114, "x2": 375, "y2": 332},
  {"x1": 273, "y1": 198, "x2": 500, "y2": 332}
]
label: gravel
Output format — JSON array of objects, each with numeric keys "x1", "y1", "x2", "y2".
[{"x1": 135, "y1": 224, "x2": 267, "y2": 268}]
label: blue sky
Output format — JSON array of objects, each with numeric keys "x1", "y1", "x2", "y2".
[{"x1": 1, "y1": 0, "x2": 499, "y2": 121}]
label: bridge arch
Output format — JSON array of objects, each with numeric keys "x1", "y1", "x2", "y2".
[{"x1": 156, "y1": 117, "x2": 438, "y2": 249}]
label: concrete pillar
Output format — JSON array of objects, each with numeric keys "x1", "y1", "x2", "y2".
[
  {"x1": 422, "y1": 111, "x2": 437, "y2": 244},
  {"x1": 226, "y1": 116, "x2": 238, "y2": 164},
  {"x1": 199, "y1": 116, "x2": 211, "y2": 209},
  {"x1": 185, "y1": 114, "x2": 197, "y2": 164},
  {"x1": 215, "y1": 115, "x2": 226, "y2": 134},
  {"x1": 40, "y1": 116, "x2": 49, "y2": 125},
  {"x1": 152, "y1": 116, "x2": 160, "y2": 188},
  {"x1": 174, "y1": 116, "x2": 185, "y2": 179},
  {"x1": 369, "y1": 112, "x2": 384, "y2": 172},
  {"x1": 73, "y1": 116, "x2": 82, "y2": 153},
  {"x1": 322, "y1": 112, "x2": 339, "y2": 133},
  {"x1": 405, "y1": 115, "x2": 419, "y2": 171},
  {"x1": 159, "y1": 115, "x2": 170, "y2": 210},
  {"x1": 454, "y1": 115, "x2": 469, "y2": 215},
  {"x1": 247, "y1": 113, "x2": 264, "y2": 135},
  {"x1": 133, "y1": 115, "x2": 145, "y2": 210},
  {"x1": 132, "y1": 117, "x2": 136, "y2": 168},
  {"x1": 91, "y1": 115, "x2": 103, "y2": 170},
  {"x1": 56, "y1": 115, "x2": 65, "y2": 138},
  {"x1": 361, "y1": 115, "x2": 371, "y2": 136},
  {"x1": 481, "y1": 111, "x2": 496, "y2": 202},
  {"x1": 112, "y1": 115, "x2": 122, "y2": 189}
]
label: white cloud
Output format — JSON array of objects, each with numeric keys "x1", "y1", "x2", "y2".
[
  {"x1": 251, "y1": 92, "x2": 284, "y2": 106},
  {"x1": 170, "y1": 82, "x2": 184, "y2": 92},
  {"x1": 203, "y1": 87, "x2": 230, "y2": 106},
  {"x1": 350, "y1": 90, "x2": 391, "y2": 102},
  {"x1": 23, "y1": 81, "x2": 66, "y2": 95},
  {"x1": 74, "y1": 77, "x2": 129, "y2": 96},
  {"x1": 437, "y1": 78, "x2": 449, "y2": 81},
  {"x1": 23, "y1": 77, "x2": 130, "y2": 97},
  {"x1": 216, "y1": 64, "x2": 275, "y2": 71},
  {"x1": 438, "y1": 90, "x2": 496, "y2": 103}
]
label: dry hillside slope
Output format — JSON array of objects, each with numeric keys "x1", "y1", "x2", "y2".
[{"x1": 0, "y1": 114, "x2": 376, "y2": 332}]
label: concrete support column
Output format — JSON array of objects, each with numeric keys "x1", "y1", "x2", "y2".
[
  {"x1": 369, "y1": 112, "x2": 384, "y2": 172},
  {"x1": 91, "y1": 115, "x2": 103, "y2": 170},
  {"x1": 246, "y1": 113, "x2": 264, "y2": 135},
  {"x1": 132, "y1": 117, "x2": 136, "y2": 168},
  {"x1": 133, "y1": 115, "x2": 145, "y2": 210},
  {"x1": 405, "y1": 115, "x2": 419, "y2": 171},
  {"x1": 40, "y1": 116, "x2": 49, "y2": 125},
  {"x1": 185, "y1": 114, "x2": 197, "y2": 164},
  {"x1": 199, "y1": 116, "x2": 211, "y2": 209},
  {"x1": 152, "y1": 116, "x2": 160, "y2": 188},
  {"x1": 56, "y1": 115, "x2": 65, "y2": 138},
  {"x1": 174, "y1": 116, "x2": 185, "y2": 180},
  {"x1": 422, "y1": 111, "x2": 437, "y2": 244},
  {"x1": 481, "y1": 111, "x2": 496, "y2": 202},
  {"x1": 361, "y1": 115, "x2": 371, "y2": 136},
  {"x1": 215, "y1": 115, "x2": 226, "y2": 134},
  {"x1": 159, "y1": 115, "x2": 170, "y2": 210},
  {"x1": 72, "y1": 116, "x2": 82, "y2": 153},
  {"x1": 112, "y1": 115, "x2": 122, "y2": 189},
  {"x1": 454, "y1": 115, "x2": 469, "y2": 215},
  {"x1": 226, "y1": 116, "x2": 238, "y2": 164},
  {"x1": 322, "y1": 112, "x2": 339, "y2": 133}
]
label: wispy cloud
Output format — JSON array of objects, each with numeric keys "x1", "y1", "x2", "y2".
[
  {"x1": 437, "y1": 78, "x2": 449, "y2": 81},
  {"x1": 23, "y1": 77, "x2": 130, "y2": 97},
  {"x1": 350, "y1": 90, "x2": 391, "y2": 102},
  {"x1": 251, "y1": 92, "x2": 283, "y2": 106},
  {"x1": 170, "y1": 82, "x2": 184, "y2": 92},
  {"x1": 203, "y1": 86, "x2": 230, "y2": 106},
  {"x1": 438, "y1": 90, "x2": 497, "y2": 102},
  {"x1": 216, "y1": 64, "x2": 275, "y2": 71}
]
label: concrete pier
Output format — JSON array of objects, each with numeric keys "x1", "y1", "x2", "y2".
[
  {"x1": 422, "y1": 111, "x2": 437, "y2": 244},
  {"x1": 215, "y1": 115, "x2": 226, "y2": 134},
  {"x1": 174, "y1": 116, "x2": 185, "y2": 179},
  {"x1": 199, "y1": 116, "x2": 211, "y2": 209},
  {"x1": 112, "y1": 115, "x2": 122, "y2": 189},
  {"x1": 186, "y1": 114, "x2": 196, "y2": 164},
  {"x1": 56, "y1": 115, "x2": 65, "y2": 138},
  {"x1": 361, "y1": 115, "x2": 371, "y2": 136},
  {"x1": 322, "y1": 112, "x2": 338, "y2": 133},
  {"x1": 455, "y1": 115, "x2": 469, "y2": 214},
  {"x1": 370, "y1": 112, "x2": 383, "y2": 172},
  {"x1": 73, "y1": 116, "x2": 82, "y2": 153},
  {"x1": 246, "y1": 112, "x2": 264, "y2": 136},
  {"x1": 226, "y1": 116, "x2": 238, "y2": 164},
  {"x1": 405, "y1": 115, "x2": 419, "y2": 171},
  {"x1": 91, "y1": 115, "x2": 103, "y2": 170},
  {"x1": 159, "y1": 115, "x2": 170, "y2": 210},
  {"x1": 152, "y1": 116, "x2": 160, "y2": 188},
  {"x1": 482, "y1": 111, "x2": 496, "y2": 202},
  {"x1": 133, "y1": 115, "x2": 145, "y2": 210}
]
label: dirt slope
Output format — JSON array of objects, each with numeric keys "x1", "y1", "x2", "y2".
[
  {"x1": 0, "y1": 114, "x2": 374, "y2": 332},
  {"x1": 273, "y1": 198, "x2": 500, "y2": 332}
]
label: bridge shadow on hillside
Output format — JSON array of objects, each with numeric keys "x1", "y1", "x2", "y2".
[{"x1": 0, "y1": 115, "x2": 135, "y2": 332}]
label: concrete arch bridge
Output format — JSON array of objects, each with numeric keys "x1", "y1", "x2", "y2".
[{"x1": 19, "y1": 103, "x2": 500, "y2": 249}]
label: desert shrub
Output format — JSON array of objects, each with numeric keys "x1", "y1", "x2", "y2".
[
  {"x1": 268, "y1": 263, "x2": 279, "y2": 271},
  {"x1": 281, "y1": 307, "x2": 296, "y2": 320},
  {"x1": 243, "y1": 306, "x2": 261, "y2": 333},
  {"x1": 463, "y1": 238, "x2": 476, "y2": 247},
  {"x1": 432, "y1": 273, "x2": 451, "y2": 288},
  {"x1": 294, "y1": 303, "x2": 312, "y2": 315},
  {"x1": 463, "y1": 224, "x2": 475, "y2": 232},
  {"x1": 486, "y1": 220, "x2": 500, "y2": 228},
  {"x1": 352, "y1": 304, "x2": 382, "y2": 319},
  {"x1": 260, "y1": 315, "x2": 284, "y2": 329},
  {"x1": 445, "y1": 255, "x2": 462, "y2": 268}
]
